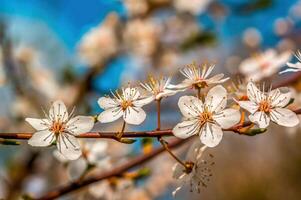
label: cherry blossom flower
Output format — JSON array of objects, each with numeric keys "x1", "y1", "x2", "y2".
[
  {"x1": 54, "y1": 140, "x2": 110, "y2": 181},
  {"x1": 172, "y1": 144, "x2": 213, "y2": 196},
  {"x1": 98, "y1": 87, "x2": 153, "y2": 125},
  {"x1": 123, "y1": 19, "x2": 159, "y2": 57},
  {"x1": 173, "y1": 85, "x2": 241, "y2": 147},
  {"x1": 171, "y1": 62, "x2": 229, "y2": 91},
  {"x1": 239, "y1": 49, "x2": 291, "y2": 81},
  {"x1": 237, "y1": 82, "x2": 299, "y2": 128},
  {"x1": 26, "y1": 100, "x2": 94, "y2": 160},
  {"x1": 78, "y1": 14, "x2": 118, "y2": 66},
  {"x1": 280, "y1": 50, "x2": 301, "y2": 74},
  {"x1": 140, "y1": 75, "x2": 178, "y2": 100}
]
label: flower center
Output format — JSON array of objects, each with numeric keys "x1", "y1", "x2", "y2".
[
  {"x1": 258, "y1": 100, "x2": 271, "y2": 113},
  {"x1": 199, "y1": 111, "x2": 213, "y2": 125},
  {"x1": 184, "y1": 161, "x2": 195, "y2": 174},
  {"x1": 121, "y1": 100, "x2": 133, "y2": 110},
  {"x1": 50, "y1": 121, "x2": 66, "y2": 135},
  {"x1": 194, "y1": 80, "x2": 208, "y2": 89}
]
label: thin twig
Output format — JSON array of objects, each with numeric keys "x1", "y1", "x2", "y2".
[
  {"x1": 157, "y1": 99, "x2": 161, "y2": 130},
  {"x1": 158, "y1": 137, "x2": 186, "y2": 168}
]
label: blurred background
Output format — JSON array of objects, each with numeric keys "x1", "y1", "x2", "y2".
[{"x1": 0, "y1": 0, "x2": 301, "y2": 199}]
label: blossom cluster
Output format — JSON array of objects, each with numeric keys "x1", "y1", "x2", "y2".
[{"x1": 25, "y1": 54, "x2": 301, "y2": 196}]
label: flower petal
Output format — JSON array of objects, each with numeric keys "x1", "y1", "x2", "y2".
[
  {"x1": 213, "y1": 108, "x2": 241, "y2": 129},
  {"x1": 172, "y1": 163, "x2": 186, "y2": 179},
  {"x1": 124, "y1": 87, "x2": 140, "y2": 100},
  {"x1": 200, "y1": 123, "x2": 223, "y2": 147},
  {"x1": 25, "y1": 118, "x2": 50, "y2": 131},
  {"x1": 168, "y1": 79, "x2": 193, "y2": 90},
  {"x1": 123, "y1": 106, "x2": 146, "y2": 125},
  {"x1": 49, "y1": 100, "x2": 68, "y2": 122},
  {"x1": 269, "y1": 88, "x2": 291, "y2": 108},
  {"x1": 173, "y1": 119, "x2": 200, "y2": 139},
  {"x1": 68, "y1": 157, "x2": 87, "y2": 180},
  {"x1": 57, "y1": 133, "x2": 81, "y2": 160},
  {"x1": 246, "y1": 82, "x2": 264, "y2": 104},
  {"x1": 66, "y1": 116, "x2": 94, "y2": 135},
  {"x1": 156, "y1": 89, "x2": 177, "y2": 100},
  {"x1": 206, "y1": 73, "x2": 229, "y2": 84},
  {"x1": 248, "y1": 111, "x2": 270, "y2": 128},
  {"x1": 97, "y1": 97, "x2": 118, "y2": 109},
  {"x1": 28, "y1": 130, "x2": 55, "y2": 147},
  {"x1": 178, "y1": 96, "x2": 203, "y2": 118},
  {"x1": 132, "y1": 96, "x2": 154, "y2": 107},
  {"x1": 238, "y1": 100, "x2": 259, "y2": 114},
  {"x1": 98, "y1": 107, "x2": 123, "y2": 123},
  {"x1": 204, "y1": 85, "x2": 227, "y2": 113},
  {"x1": 270, "y1": 108, "x2": 299, "y2": 127}
]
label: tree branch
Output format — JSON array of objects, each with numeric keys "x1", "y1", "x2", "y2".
[{"x1": 32, "y1": 138, "x2": 186, "y2": 200}]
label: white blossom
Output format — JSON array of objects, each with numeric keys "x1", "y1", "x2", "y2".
[
  {"x1": 280, "y1": 50, "x2": 301, "y2": 74},
  {"x1": 123, "y1": 19, "x2": 159, "y2": 57},
  {"x1": 237, "y1": 82, "x2": 299, "y2": 128},
  {"x1": 171, "y1": 63, "x2": 229, "y2": 91},
  {"x1": 140, "y1": 76, "x2": 178, "y2": 100},
  {"x1": 26, "y1": 100, "x2": 94, "y2": 160},
  {"x1": 172, "y1": 144, "x2": 212, "y2": 196},
  {"x1": 173, "y1": 85, "x2": 241, "y2": 147},
  {"x1": 239, "y1": 49, "x2": 291, "y2": 81},
  {"x1": 98, "y1": 87, "x2": 153, "y2": 125},
  {"x1": 78, "y1": 14, "x2": 118, "y2": 66}
]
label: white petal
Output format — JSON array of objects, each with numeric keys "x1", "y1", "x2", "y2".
[
  {"x1": 172, "y1": 163, "x2": 186, "y2": 179},
  {"x1": 173, "y1": 119, "x2": 200, "y2": 139},
  {"x1": 204, "y1": 85, "x2": 227, "y2": 113},
  {"x1": 67, "y1": 157, "x2": 87, "y2": 180},
  {"x1": 172, "y1": 186, "x2": 183, "y2": 197},
  {"x1": 124, "y1": 87, "x2": 140, "y2": 100},
  {"x1": 270, "y1": 108, "x2": 299, "y2": 127},
  {"x1": 123, "y1": 106, "x2": 146, "y2": 125},
  {"x1": 213, "y1": 108, "x2": 241, "y2": 129},
  {"x1": 248, "y1": 111, "x2": 270, "y2": 128},
  {"x1": 49, "y1": 100, "x2": 68, "y2": 122},
  {"x1": 203, "y1": 65, "x2": 215, "y2": 78},
  {"x1": 269, "y1": 88, "x2": 291, "y2": 108},
  {"x1": 57, "y1": 133, "x2": 81, "y2": 160},
  {"x1": 25, "y1": 118, "x2": 50, "y2": 131},
  {"x1": 206, "y1": 74, "x2": 229, "y2": 84},
  {"x1": 287, "y1": 62, "x2": 301, "y2": 69},
  {"x1": 239, "y1": 58, "x2": 260, "y2": 74},
  {"x1": 28, "y1": 130, "x2": 55, "y2": 147},
  {"x1": 53, "y1": 150, "x2": 69, "y2": 163},
  {"x1": 169, "y1": 80, "x2": 193, "y2": 90},
  {"x1": 98, "y1": 107, "x2": 123, "y2": 123},
  {"x1": 185, "y1": 141, "x2": 204, "y2": 160},
  {"x1": 200, "y1": 123, "x2": 223, "y2": 147},
  {"x1": 132, "y1": 96, "x2": 154, "y2": 107},
  {"x1": 238, "y1": 101, "x2": 259, "y2": 114},
  {"x1": 178, "y1": 96, "x2": 203, "y2": 118},
  {"x1": 246, "y1": 82, "x2": 264, "y2": 103},
  {"x1": 97, "y1": 97, "x2": 118, "y2": 109},
  {"x1": 156, "y1": 89, "x2": 177, "y2": 100},
  {"x1": 66, "y1": 116, "x2": 94, "y2": 135}
]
